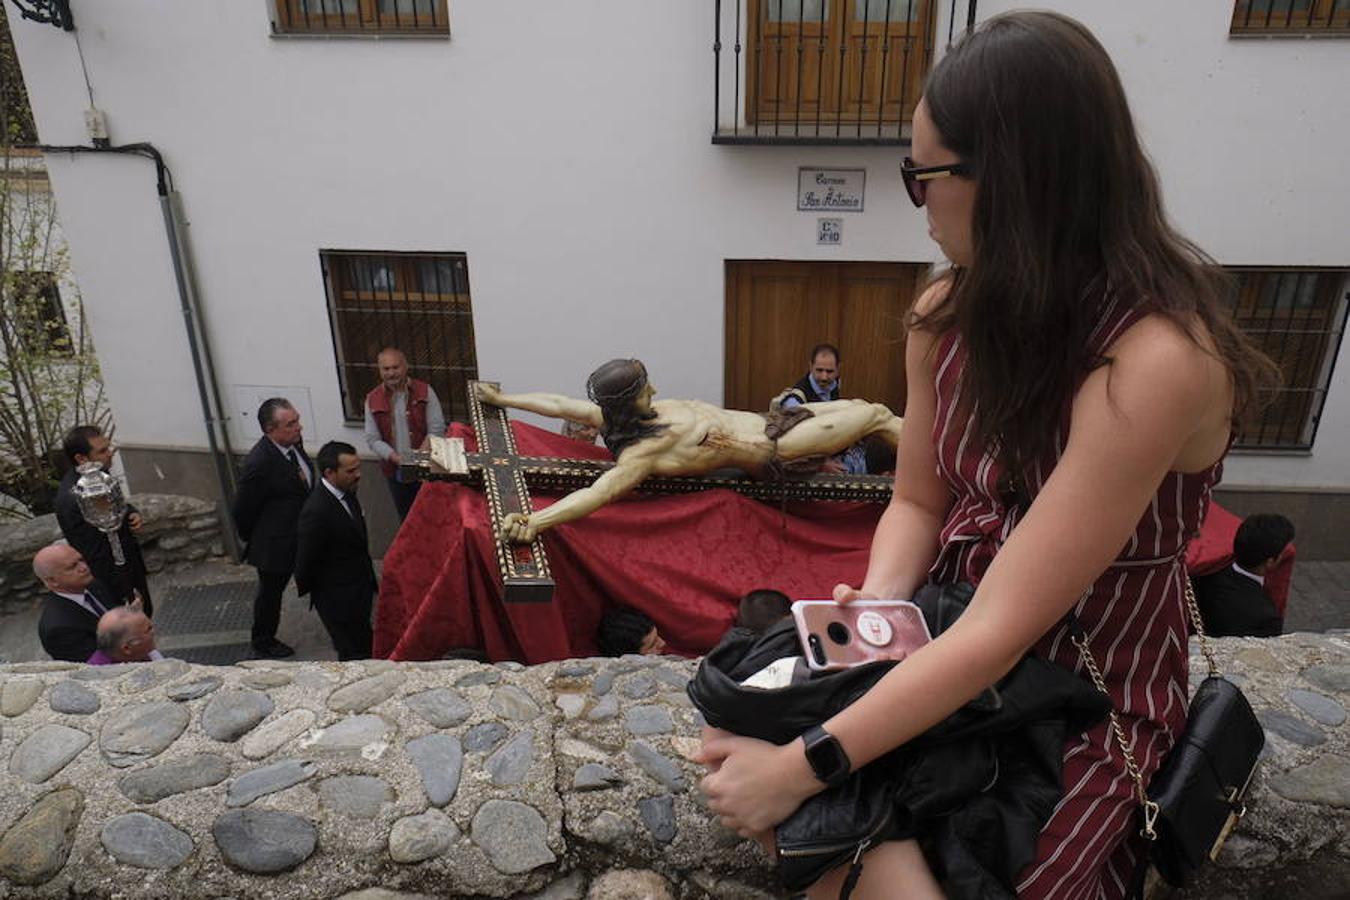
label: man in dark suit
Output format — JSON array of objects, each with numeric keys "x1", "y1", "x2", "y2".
[
  {"x1": 54, "y1": 425, "x2": 152, "y2": 615},
  {"x1": 294, "y1": 441, "x2": 375, "y2": 660},
  {"x1": 34, "y1": 542, "x2": 121, "y2": 662},
  {"x1": 1195, "y1": 513, "x2": 1295, "y2": 638},
  {"x1": 232, "y1": 398, "x2": 313, "y2": 658}
]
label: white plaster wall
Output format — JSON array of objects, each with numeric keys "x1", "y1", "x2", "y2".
[{"x1": 7, "y1": 1, "x2": 1348, "y2": 487}]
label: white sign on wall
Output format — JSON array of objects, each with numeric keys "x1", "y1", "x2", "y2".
[
  {"x1": 798, "y1": 168, "x2": 865, "y2": 212},
  {"x1": 817, "y1": 218, "x2": 843, "y2": 245}
]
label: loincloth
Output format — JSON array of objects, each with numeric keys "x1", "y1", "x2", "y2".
[{"x1": 760, "y1": 407, "x2": 827, "y2": 479}]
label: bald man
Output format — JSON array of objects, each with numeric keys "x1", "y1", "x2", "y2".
[
  {"x1": 34, "y1": 542, "x2": 120, "y2": 662},
  {"x1": 88, "y1": 606, "x2": 160, "y2": 665},
  {"x1": 363, "y1": 347, "x2": 446, "y2": 520}
]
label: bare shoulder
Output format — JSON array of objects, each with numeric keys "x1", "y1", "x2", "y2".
[
  {"x1": 1084, "y1": 312, "x2": 1234, "y2": 469},
  {"x1": 910, "y1": 273, "x2": 954, "y2": 320},
  {"x1": 1107, "y1": 313, "x2": 1229, "y2": 405}
]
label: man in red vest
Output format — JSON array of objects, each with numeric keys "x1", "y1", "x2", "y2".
[{"x1": 363, "y1": 347, "x2": 446, "y2": 520}]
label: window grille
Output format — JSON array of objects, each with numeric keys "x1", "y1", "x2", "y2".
[
  {"x1": 713, "y1": 0, "x2": 938, "y2": 144},
  {"x1": 320, "y1": 250, "x2": 478, "y2": 424},
  {"x1": 1229, "y1": 268, "x2": 1348, "y2": 450},
  {"x1": 1230, "y1": 0, "x2": 1349, "y2": 35},
  {"x1": 272, "y1": 0, "x2": 449, "y2": 36}
]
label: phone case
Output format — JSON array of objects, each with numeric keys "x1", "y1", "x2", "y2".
[{"x1": 791, "y1": 599, "x2": 932, "y2": 671}]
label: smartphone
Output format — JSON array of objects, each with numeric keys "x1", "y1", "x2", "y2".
[{"x1": 791, "y1": 599, "x2": 932, "y2": 671}]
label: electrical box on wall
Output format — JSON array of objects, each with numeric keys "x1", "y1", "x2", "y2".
[{"x1": 83, "y1": 108, "x2": 109, "y2": 145}]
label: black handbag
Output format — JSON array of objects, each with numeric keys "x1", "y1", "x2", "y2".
[
  {"x1": 774, "y1": 764, "x2": 902, "y2": 896},
  {"x1": 689, "y1": 583, "x2": 1109, "y2": 900},
  {"x1": 1070, "y1": 577, "x2": 1264, "y2": 893}
]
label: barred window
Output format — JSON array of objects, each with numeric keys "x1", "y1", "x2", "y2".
[
  {"x1": 1230, "y1": 0, "x2": 1349, "y2": 35},
  {"x1": 1229, "y1": 269, "x2": 1348, "y2": 450},
  {"x1": 320, "y1": 250, "x2": 478, "y2": 424},
  {"x1": 272, "y1": 0, "x2": 449, "y2": 36},
  {"x1": 746, "y1": 0, "x2": 935, "y2": 129}
]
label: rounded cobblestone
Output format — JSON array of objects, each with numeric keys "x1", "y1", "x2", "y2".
[
  {"x1": 212, "y1": 809, "x2": 317, "y2": 874},
  {"x1": 100, "y1": 813, "x2": 193, "y2": 869},
  {"x1": 389, "y1": 809, "x2": 457, "y2": 864},
  {"x1": 49, "y1": 681, "x2": 100, "y2": 715},
  {"x1": 470, "y1": 800, "x2": 556, "y2": 874},
  {"x1": 9, "y1": 724, "x2": 91, "y2": 783},
  {"x1": 100, "y1": 702, "x2": 191, "y2": 768}
]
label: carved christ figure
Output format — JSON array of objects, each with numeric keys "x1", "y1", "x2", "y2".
[{"x1": 474, "y1": 359, "x2": 902, "y2": 542}]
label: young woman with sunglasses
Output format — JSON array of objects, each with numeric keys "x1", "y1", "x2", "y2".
[{"x1": 698, "y1": 10, "x2": 1275, "y2": 899}]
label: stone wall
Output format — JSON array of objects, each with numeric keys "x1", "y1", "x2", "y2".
[
  {"x1": 0, "y1": 494, "x2": 226, "y2": 614},
  {"x1": 0, "y1": 633, "x2": 1346, "y2": 899}
]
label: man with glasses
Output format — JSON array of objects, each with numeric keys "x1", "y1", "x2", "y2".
[
  {"x1": 232, "y1": 398, "x2": 313, "y2": 659},
  {"x1": 54, "y1": 424, "x2": 152, "y2": 615}
]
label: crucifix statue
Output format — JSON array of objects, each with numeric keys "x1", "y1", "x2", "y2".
[{"x1": 408, "y1": 359, "x2": 901, "y2": 605}]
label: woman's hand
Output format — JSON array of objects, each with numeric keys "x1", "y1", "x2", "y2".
[
  {"x1": 696, "y1": 727, "x2": 823, "y2": 836},
  {"x1": 832, "y1": 583, "x2": 876, "y2": 606}
]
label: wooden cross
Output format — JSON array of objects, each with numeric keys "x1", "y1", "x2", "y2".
[{"x1": 404, "y1": 380, "x2": 894, "y2": 605}]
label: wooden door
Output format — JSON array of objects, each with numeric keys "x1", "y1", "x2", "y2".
[
  {"x1": 840, "y1": 0, "x2": 931, "y2": 124},
  {"x1": 747, "y1": 0, "x2": 933, "y2": 125},
  {"x1": 725, "y1": 260, "x2": 924, "y2": 415}
]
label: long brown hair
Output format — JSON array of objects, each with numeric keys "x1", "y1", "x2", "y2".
[
  {"x1": 914, "y1": 11, "x2": 1277, "y2": 479},
  {"x1": 586, "y1": 359, "x2": 668, "y2": 459}
]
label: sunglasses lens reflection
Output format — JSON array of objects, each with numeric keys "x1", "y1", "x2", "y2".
[{"x1": 902, "y1": 157, "x2": 926, "y2": 208}]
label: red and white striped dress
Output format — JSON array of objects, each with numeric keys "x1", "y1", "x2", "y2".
[{"x1": 927, "y1": 298, "x2": 1221, "y2": 899}]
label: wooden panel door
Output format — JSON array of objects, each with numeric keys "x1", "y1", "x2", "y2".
[
  {"x1": 749, "y1": 0, "x2": 837, "y2": 125},
  {"x1": 835, "y1": 263, "x2": 913, "y2": 409},
  {"x1": 840, "y1": 0, "x2": 931, "y2": 124},
  {"x1": 725, "y1": 260, "x2": 923, "y2": 415},
  {"x1": 746, "y1": 0, "x2": 933, "y2": 126}
]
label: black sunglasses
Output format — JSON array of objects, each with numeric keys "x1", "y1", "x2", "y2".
[{"x1": 901, "y1": 157, "x2": 971, "y2": 208}]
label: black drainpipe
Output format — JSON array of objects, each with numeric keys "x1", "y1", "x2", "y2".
[{"x1": 33, "y1": 142, "x2": 242, "y2": 560}]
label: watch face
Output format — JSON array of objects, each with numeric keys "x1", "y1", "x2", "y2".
[{"x1": 806, "y1": 731, "x2": 848, "y2": 784}]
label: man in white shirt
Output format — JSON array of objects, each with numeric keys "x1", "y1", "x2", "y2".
[
  {"x1": 231, "y1": 398, "x2": 314, "y2": 658},
  {"x1": 1195, "y1": 513, "x2": 1294, "y2": 637},
  {"x1": 295, "y1": 441, "x2": 377, "y2": 660}
]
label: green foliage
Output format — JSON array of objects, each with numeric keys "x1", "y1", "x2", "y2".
[{"x1": 1, "y1": 5, "x2": 39, "y2": 147}]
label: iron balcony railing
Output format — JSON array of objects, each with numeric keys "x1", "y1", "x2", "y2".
[{"x1": 713, "y1": 0, "x2": 954, "y2": 145}]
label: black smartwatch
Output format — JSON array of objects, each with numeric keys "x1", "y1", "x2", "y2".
[{"x1": 801, "y1": 725, "x2": 851, "y2": 788}]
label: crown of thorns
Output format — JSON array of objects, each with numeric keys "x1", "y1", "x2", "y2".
[{"x1": 586, "y1": 359, "x2": 648, "y2": 404}]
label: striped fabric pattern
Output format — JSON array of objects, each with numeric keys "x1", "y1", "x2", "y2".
[{"x1": 927, "y1": 299, "x2": 1222, "y2": 899}]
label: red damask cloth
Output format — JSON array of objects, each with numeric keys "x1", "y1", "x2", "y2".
[
  {"x1": 374, "y1": 421, "x2": 882, "y2": 662},
  {"x1": 373, "y1": 422, "x2": 1292, "y2": 663}
]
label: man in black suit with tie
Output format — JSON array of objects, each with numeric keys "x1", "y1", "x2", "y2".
[
  {"x1": 295, "y1": 441, "x2": 375, "y2": 660},
  {"x1": 34, "y1": 542, "x2": 120, "y2": 662},
  {"x1": 232, "y1": 398, "x2": 313, "y2": 658},
  {"x1": 54, "y1": 425, "x2": 152, "y2": 615},
  {"x1": 1195, "y1": 513, "x2": 1295, "y2": 638}
]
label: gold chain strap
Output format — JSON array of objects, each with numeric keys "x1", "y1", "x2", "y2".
[
  {"x1": 1070, "y1": 574, "x2": 1209, "y2": 842},
  {"x1": 1070, "y1": 628, "x2": 1160, "y2": 840},
  {"x1": 1184, "y1": 577, "x2": 1219, "y2": 679}
]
